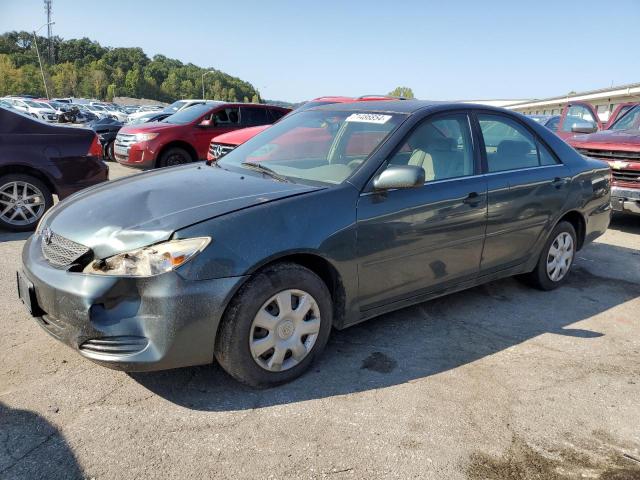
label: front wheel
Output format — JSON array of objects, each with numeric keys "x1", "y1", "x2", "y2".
[
  {"x1": 0, "y1": 174, "x2": 53, "y2": 232},
  {"x1": 157, "y1": 147, "x2": 192, "y2": 168},
  {"x1": 521, "y1": 221, "x2": 577, "y2": 291},
  {"x1": 215, "y1": 263, "x2": 333, "y2": 388}
]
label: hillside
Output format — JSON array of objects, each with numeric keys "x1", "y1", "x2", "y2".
[{"x1": 0, "y1": 31, "x2": 260, "y2": 103}]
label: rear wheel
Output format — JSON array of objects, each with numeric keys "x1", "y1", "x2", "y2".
[
  {"x1": 215, "y1": 263, "x2": 333, "y2": 387},
  {"x1": 521, "y1": 221, "x2": 577, "y2": 290},
  {"x1": 158, "y1": 147, "x2": 192, "y2": 168},
  {"x1": 0, "y1": 174, "x2": 53, "y2": 232},
  {"x1": 105, "y1": 140, "x2": 115, "y2": 162}
]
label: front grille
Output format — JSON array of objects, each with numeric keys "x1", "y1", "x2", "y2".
[
  {"x1": 611, "y1": 169, "x2": 640, "y2": 184},
  {"x1": 80, "y1": 336, "x2": 148, "y2": 355},
  {"x1": 41, "y1": 232, "x2": 90, "y2": 268},
  {"x1": 576, "y1": 148, "x2": 640, "y2": 161},
  {"x1": 208, "y1": 142, "x2": 235, "y2": 159}
]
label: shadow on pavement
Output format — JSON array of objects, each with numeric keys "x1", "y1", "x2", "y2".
[
  {"x1": 609, "y1": 213, "x2": 640, "y2": 235},
  {"x1": 132, "y1": 261, "x2": 639, "y2": 412},
  {"x1": 0, "y1": 230, "x2": 31, "y2": 243},
  {"x1": 0, "y1": 402, "x2": 83, "y2": 480}
]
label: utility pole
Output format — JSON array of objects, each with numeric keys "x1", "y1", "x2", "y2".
[
  {"x1": 44, "y1": 0, "x2": 54, "y2": 63},
  {"x1": 33, "y1": 22, "x2": 54, "y2": 99},
  {"x1": 202, "y1": 71, "x2": 213, "y2": 99}
]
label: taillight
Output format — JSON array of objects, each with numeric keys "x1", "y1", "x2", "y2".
[{"x1": 88, "y1": 134, "x2": 102, "y2": 157}]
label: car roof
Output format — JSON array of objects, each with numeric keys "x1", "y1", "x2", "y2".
[
  {"x1": 312, "y1": 99, "x2": 451, "y2": 114},
  {"x1": 312, "y1": 100, "x2": 525, "y2": 116}
]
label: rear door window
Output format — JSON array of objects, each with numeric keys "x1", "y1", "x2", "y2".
[
  {"x1": 240, "y1": 106, "x2": 270, "y2": 126},
  {"x1": 478, "y1": 114, "x2": 543, "y2": 172}
]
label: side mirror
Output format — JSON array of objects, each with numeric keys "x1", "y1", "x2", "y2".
[
  {"x1": 571, "y1": 121, "x2": 597, "y2": 134},
  {"x1": 198, "y1": 119, "x2": 215, "y2": 127},
  {"x1": 373, "y1": 165, "x2": 425, "y2": 191}
]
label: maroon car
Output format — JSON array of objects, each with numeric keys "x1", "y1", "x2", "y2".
[
  {"x1": 570, "y1": 104, "x2": 640, "y2": 215},
  {"x1": 0, "y1": 106, "x2": 108, "y2": 231}
]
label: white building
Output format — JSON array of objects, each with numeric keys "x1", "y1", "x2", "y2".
[{"x1": 504, "y1": 82, "x2": 640, "y2": 122}]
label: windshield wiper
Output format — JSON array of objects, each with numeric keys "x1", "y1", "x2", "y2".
[{"x1": 241, "y1": 162, "x2": 292, "y2": 183}]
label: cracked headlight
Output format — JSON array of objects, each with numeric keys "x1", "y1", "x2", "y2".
[{"x1": 83, "y1": 237, "x2": 210, "y2": 277}]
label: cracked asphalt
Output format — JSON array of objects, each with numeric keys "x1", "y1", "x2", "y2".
[{"x1": 1, "y1": 164, "x2": 639, "y2": 479}]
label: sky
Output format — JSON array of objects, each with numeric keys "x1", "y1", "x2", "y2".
[{"x1": 1, "y1": 0, "x2": 639, "y2": 102}]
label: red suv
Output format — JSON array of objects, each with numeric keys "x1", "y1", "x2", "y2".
[
  {"x1": 114, "y1": 102, "x2": 290, "y2": 169},
  {"x1": 207, "y1": 96, "x2": 400, "y2": 161}
]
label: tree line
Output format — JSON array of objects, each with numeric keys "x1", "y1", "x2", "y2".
[{"x1": 0, "y1": 31, "x2": 261, "y2": 103}]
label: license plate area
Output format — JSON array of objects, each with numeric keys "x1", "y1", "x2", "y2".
[
  {"x1": 114, "y1": 145, "x2": 129, "y2": 157},
  {"x1": 17, "y1": 271, "x2": 43, "y2": 317}
]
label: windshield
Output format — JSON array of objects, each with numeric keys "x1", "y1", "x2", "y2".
[
  {"x1": 164, "y1": 100, "x2": 188, "y2": 113},
  {"x1": 218, "y1": 110, "x2": 404, "y2": 186},
  {"x1": 25, "y1": 100, "x2": 42, "y2": 108},
  {"x1": 610, "y1": 105, "x2": 640, "y2": 131},
  {"x1": 162, "y1": 103, "x2": 212, "y2": 124}
]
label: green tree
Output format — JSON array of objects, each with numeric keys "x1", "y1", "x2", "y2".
[
  {"x1": 388, "y1": 86, "x2": 415, "y2": 99},
  {"x1": 106, "y1": 83, "x2": 116, "y2": 101},
  {"x1": 0, "y1": 30, "x2": 261, "y2": 103}
]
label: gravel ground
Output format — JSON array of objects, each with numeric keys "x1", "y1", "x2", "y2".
[{"x1": 1, "y1": 163, "x2": 639, "y2": 479}]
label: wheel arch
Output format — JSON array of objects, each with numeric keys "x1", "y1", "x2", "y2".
[
  {"x1": 555, "y1": 210, "x2": 586, "y2": 250},
  {"x1": 219, "y1": 251, "x2": 348, "y2": 333},
  {"x1": 0, "y1": 164, "x2": 57, "y2": 196}
]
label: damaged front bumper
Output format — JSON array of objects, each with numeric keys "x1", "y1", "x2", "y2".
[{"x1": 19, "y1": 235, "x2": 247, "y2": 372}]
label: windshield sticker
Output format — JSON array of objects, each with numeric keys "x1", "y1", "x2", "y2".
[{"x1": 345, "y1": 113, "x2": 392, "y2": 124}]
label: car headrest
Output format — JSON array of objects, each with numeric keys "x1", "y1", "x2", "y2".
[
  {"x1": 497, "y1": 140, "x2": 531, "y2": 157},
  {"x1": 429, "y1": 137, "x2": 455, "y2": 152}
]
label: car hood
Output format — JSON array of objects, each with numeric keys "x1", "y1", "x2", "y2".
[
  {"x1": 571, "y1": 129, "x2": 640, "y2": 148},
  {"x1": 213, "y1": 125, "x2": 270, "y2": 145},
  {"x1": 44, "y1": 164, "x2": 322, "y2": 259},
  {"x1": 119, "y1": 121, "x2": 178, "y2": 134}
]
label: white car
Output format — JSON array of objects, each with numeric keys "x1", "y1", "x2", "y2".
[
  {"x1": 126, "y1": 99, "x2": 204, "y2": 123},
  {"x1": 82, "y1": 104, "x2": 122, "y2": 121},
  {"x1": 1, "y1": 98, "x2": 59, "y2": 122}
]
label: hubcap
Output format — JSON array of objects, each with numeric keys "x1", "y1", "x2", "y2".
[
  {"x1": 0, "y1": 181, "x2": 46, "y2": 226},
  {"x1": 249, "y1": 289, "x2": 321, "y2": 372},
  {"x1": 546, "y1": 232, "x2": 574, "y2": 282}
]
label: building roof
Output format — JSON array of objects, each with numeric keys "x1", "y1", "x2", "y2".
[{"x1": 506, "y1": 82, "x2": 640, "y2": 109}]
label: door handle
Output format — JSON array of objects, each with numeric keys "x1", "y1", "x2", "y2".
[
  {"x1": 463, "y1": 191, "x2": 482, "y2": 206},
  {"x1": 551, "y1": 177, "x2": 569, "y2": 189}
]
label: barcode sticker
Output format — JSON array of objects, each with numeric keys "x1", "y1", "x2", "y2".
[{"x1": 345, "y1": 113, "x2": 392, "y2": 124}]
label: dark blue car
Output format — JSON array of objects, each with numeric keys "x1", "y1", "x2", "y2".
[{"x1": 19, "y1": 101, "x2": 611, "y2": 387}]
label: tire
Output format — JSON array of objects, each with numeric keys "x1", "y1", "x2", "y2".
[
  {"x1": 105, "y1": 140, "x2": 115, "y2": 162},
  {"x1": 0, "y1": 174, "x2": 54, "y2": 232},
  {"x1": 215, "y1": 262, "x2": 333, "y2": 388},
  {"x1": 521, "y1": 221, "x2": 577, "y2": 291},
  {"x1": 157, "y1": 147, "x2": 192, "y2": 168}
]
